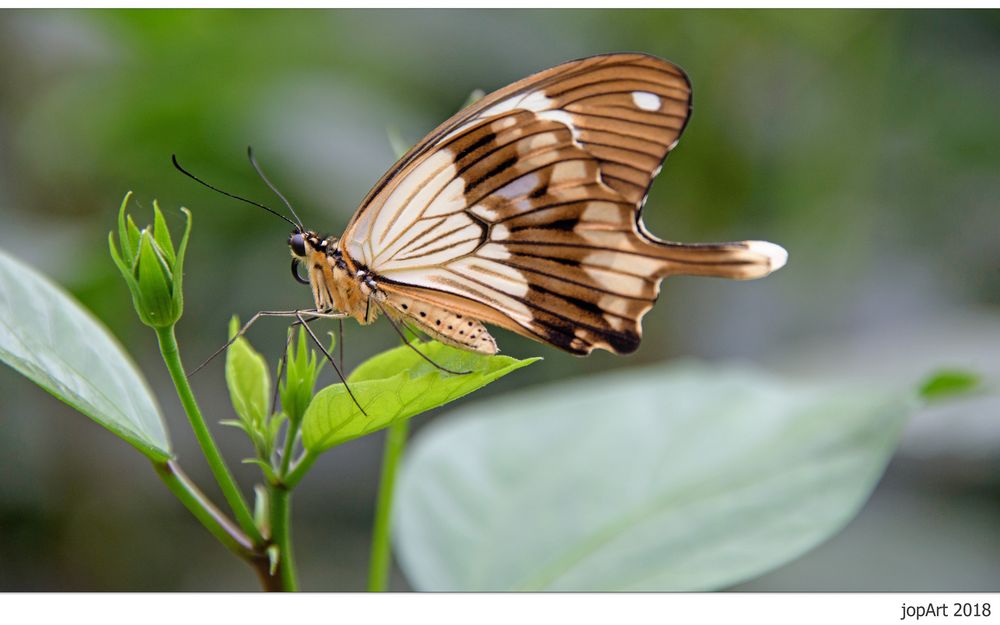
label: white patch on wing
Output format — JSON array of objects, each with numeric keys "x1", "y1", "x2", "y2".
[
  {"x1": 746, "y1": 240, "x2": 789, "y2": 272},
  {"x1": 581, "y1": 200, "x2": 624, "y2": 224},
  {"x1": 418, "y1": 176, "x2": 466, "y2": 219},
  {"x1": 550, "y1": 159, "x2": 588, "y2": 184},
  {"x1": 584, "y1": 265, "x2": 649, "y2": 298},
  {"x1": 482, "y1": 90, "x2": 553, "y2": 117},
  {"x1": 346, "y1": 237, "x2": 367, "y2": 266},
  {"x1": 376, "y1": 232, "x2": 480, "y2": 271},
  {"x1": 525, "y1": 132, "x2": 559, "y2": 151},
  {"x1": 491, "y1": 224, "x2": 510, "y2": 241},
  {"x1": 477, "y1": 243, "x2": 511, "y2": 260},
  {"x1": 632, "y1": 91, "x2": 661, "y2": 111},
  {"x1": 372, "y1": 150, "x2": 456, "y2": 248},
  {"x1": 536, "y1": 110, "x2": 580, "y2": 140},
  {"x1": 470, "y1": 204, "x2": 501, "y2": 222},
  {"x1": 380, "y1": 212, "x2": 473, "y2": 263},
  {"x1": 494, "y1": 173, "x2": 538, "y2": 200},
  {"x1": 586, "y1": 250, "x2": 664, "y2": 277},
  {"x1": 581, "y1": 230, "x2": 644, "y2": 252},
  {"x1": 379, "y1": 267, "x2": 533, "y2": 321},
  {"x1": 438, "y1": 90, "x2": 555, "y2": 145},
  {"x1": 450, "y1": 257, "x2": 528, "y2": 297}
]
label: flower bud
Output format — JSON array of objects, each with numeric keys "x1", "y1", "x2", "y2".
[{"x1": 109, "y1": 192, "x2": 191, "y2": 328}]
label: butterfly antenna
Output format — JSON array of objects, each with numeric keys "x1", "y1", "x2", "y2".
[
  {"x1": 372, "y1": 298, "x2": 471, "y2": 376},
  {"x1": 246, "y1": 146, "x2": 306, "y2": 232},
  {"x1": 171, "y1": 154, "x2": 301, "y2": 231}
]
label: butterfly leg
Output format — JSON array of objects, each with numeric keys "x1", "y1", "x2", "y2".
[
  {"x1": 337, "y1": 317, "x2": 345, "y2": 372},
  {"x1": 234, "y1": 309, "x2": 367, "y2": 415},
  {"x1": 291, "y1": 311, "x2": 366, "y2": 415},
  {"x1": 188, "y1": 309, "x2": 348, "y2": 377}
]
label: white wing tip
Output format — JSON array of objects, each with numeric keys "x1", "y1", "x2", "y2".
[{"x1": 747, "y1": 240, "x2": 788, "y2": 273}]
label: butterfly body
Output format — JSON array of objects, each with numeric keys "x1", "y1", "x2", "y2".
[
  {"x1": 291, "y1": 230, "x2": 501, "y2": 353},
  {"x1": 288, "y1": 53, "x2": 787, "y2": 356}
]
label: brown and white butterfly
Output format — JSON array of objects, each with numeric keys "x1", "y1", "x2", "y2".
[{"x1": 283, "y1": 53, "x2": 786, "y2": 356}]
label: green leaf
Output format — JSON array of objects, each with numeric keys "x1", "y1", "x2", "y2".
[
  {"x1": 0, "y1": 248, "x2": 171, "y2": 460},
  {"x1": 918, "y1": 369, "x2": 980, "y2": 401},
  {"x1": 394, "y1": 362, "x2": 915, "y2": 591},
  {"x1": 225, "y1": 316, "x2": 271, "y2": 434},
  {"x1": 301, "y1": 341, "x2": 539, "y2": 453}
]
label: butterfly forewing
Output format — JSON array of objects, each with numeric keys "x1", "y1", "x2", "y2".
[{"x1": 339, "y1": 53, "x2": 785, "y2": 355}]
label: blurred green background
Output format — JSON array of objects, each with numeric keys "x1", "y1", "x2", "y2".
[{"x1": 0, "y1": 9, "x2": 998, "y2": 590}]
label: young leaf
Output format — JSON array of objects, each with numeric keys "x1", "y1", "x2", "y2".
[
  {"x1": 279, "y1": 327, "x2": 321, "y2": 427},
  {"x1": 301, "y1": 341, "x2": 538, "y2": 453},
  {"x1": 225, "y1": 316, "x2": 271, "y2": 440},
  {"x1": 0, "y1": 248, "x2": 171, "y2": 460},
  {"x1": 918, "y1": 369, "x2": 980, "y2": 401},
  {"x1": 394, "y1": 362, "x2": 917, "y2": 591}
]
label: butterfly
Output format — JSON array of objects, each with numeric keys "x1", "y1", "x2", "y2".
[
  {"x1": 184, "y1": 53, "x2": 787, "y2": 360},
  {"x1": 284, "y1": 53, "x2": 787, "y2": 357}
]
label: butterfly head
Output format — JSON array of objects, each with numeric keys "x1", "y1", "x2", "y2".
[
  {"x1": 289, "y1": 230, "x2": 317, "y2": 258},
  {"x1": 288, "y1": 230, "x2": 338, "y2": 286}
]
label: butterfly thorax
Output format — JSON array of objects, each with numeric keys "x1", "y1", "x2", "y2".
[{"x1": 289, "y1": 230, "x2": 380, "y2": 324}]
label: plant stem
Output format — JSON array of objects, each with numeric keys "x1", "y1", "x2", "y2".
[
  {"x1": 153, "y1": 460, "x2": 279, "y2": 590},
  {"x1": 269, "y1": 485, "x2": 298, "y2": 591},
  {"x1": 368, "y1": 419, "x2": 409, "y2": 592},
  {"x1": 155, "y1": 325, "x2": 264, "y2": 547},
  {"x1": 152, "y1": 459, "x2": 255, "y2": 557},
  {"x1": 283, "y1": 449, "x2": 318, "y2": 489},
  {"x1": 279, "y1": 419, "x2": 298, "y2": 478}
]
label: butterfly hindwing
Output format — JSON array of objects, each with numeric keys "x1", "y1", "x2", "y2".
[{"x1": 383, "y1": 293, "x2": 498, "y2": 355}]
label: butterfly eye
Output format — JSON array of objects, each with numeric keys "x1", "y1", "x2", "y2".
[
  {"x1": 289, "y1": 232, "x2": 307, "y2": 257},
  {"x1": 290, "y1": 259, "x2": 310, "y2": 285}
]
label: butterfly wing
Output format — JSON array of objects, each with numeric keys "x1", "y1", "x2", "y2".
[{"x1": 340, "y1": 53, "x2": 786, "y2": 354}]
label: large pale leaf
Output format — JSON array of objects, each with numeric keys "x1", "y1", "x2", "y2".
[
  {"x1": 0, "y1": 249, "x2": 171, "y2": 460},
  {"x1": 302, "y1": 341, "x2": 538, "y2": 453},
  {"x1": 394, "y1": 362, "x2": 916, "y2": 591}
]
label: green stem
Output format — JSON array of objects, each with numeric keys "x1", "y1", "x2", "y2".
[
  {"x1": 153, "y1": 460, "x2": 280, "y2": 591},
  {"x1": 155, "y1": 325, "x2": 264, "y2": 547},
  {"x1": 283, "y1": 449, "x2": 318, "y2": 489},
  {"x1": 152, "y1": 459, "x2": 255, "y2": 557},
  {"x1": 269, "y1": 485, "x2": 298, "y2": 591},
  {"x1": 278, "y1": 419, "x2": 298, "y2": 479},
  {"x1": 368, "y1": 419, "x2": 409, "y2": 592}
]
